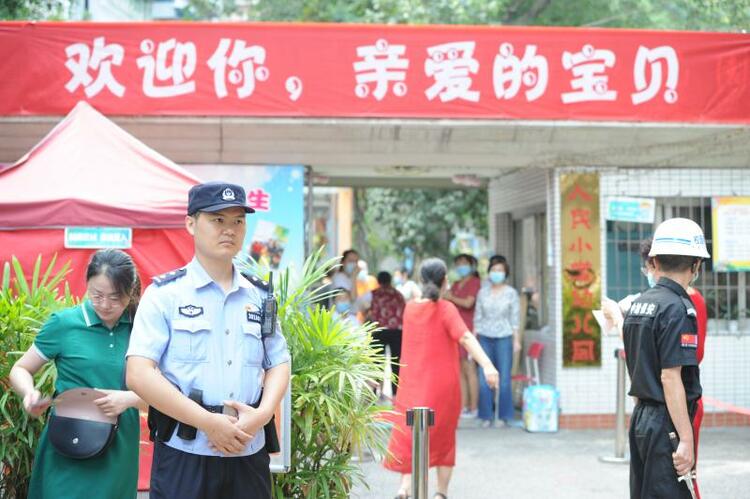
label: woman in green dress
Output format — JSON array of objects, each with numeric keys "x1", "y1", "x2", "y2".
[{"x1": 10, "y1": 249, "x2": 144, "y2": 499}]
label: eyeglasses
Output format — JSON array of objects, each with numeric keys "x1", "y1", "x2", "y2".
[{"x1": 88, "y1": 290, "x2": 127, "y2": 307}]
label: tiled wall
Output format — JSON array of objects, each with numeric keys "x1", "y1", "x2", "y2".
[{"x1": 490, "y1": 167, "x2": 750, "y2": 419}]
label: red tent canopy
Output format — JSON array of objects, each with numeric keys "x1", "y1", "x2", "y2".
[
  {"x1": 0, "y1": 101, "x2": 200, "y2": 297},
  {"x1": 0, "y1": 101, "x2": 199, "y2": 228}
]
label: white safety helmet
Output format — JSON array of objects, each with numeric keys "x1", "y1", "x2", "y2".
[{"x1": 649, "y1": 218, "x2": 710, "y2": 258}]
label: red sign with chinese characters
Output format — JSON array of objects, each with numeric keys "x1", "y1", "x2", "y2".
[
  {"x1": 0, "y1": 22, "x2": 749, "y2": 122},
  {"x1": 561, "y1": 173, "x2": 601, "y2": 367}
]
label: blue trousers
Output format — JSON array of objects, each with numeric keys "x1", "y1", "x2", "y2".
[{"x1": 477, "y1": 335, "x2": 514, "y2": 421}]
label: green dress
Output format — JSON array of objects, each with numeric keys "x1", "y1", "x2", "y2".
[{"x1": 28, "y1": 300, "x2": 139, "y2": 499}]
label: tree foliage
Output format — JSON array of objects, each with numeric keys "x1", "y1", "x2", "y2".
[
  {"x1": 0, "y1": 0, "x2": 70, "y2": 20},
  {"x1": 356, "y1": 187, "x2": 488, "y2": 264},
  {"x1": 194, "y1": 0, "x2": 750, "y2": 32}
]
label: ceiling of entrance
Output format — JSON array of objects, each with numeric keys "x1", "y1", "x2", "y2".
[{"x1": 1, "y1": 117, "x2": 748, "y2": 188}]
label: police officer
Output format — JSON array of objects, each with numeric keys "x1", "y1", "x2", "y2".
[
  {"x1": 623, "y1": 217, "x2": 708, "y2": 499},
  {"x1": 126, "y1": 181, "x2": 290, "y2": 499}
]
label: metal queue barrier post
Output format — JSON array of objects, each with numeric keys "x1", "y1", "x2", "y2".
[
  {"x1": 406, "y1": 407, "x2": 435, "y2": 499},
  {"x1": 600, "y1": 348, "x2": 629, "y2": 464}
]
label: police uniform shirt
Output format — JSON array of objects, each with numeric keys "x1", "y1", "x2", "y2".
[
  {"x1": 126, "y1": 258, "x2": 290, "y2": 457},
  {"x1": 623, "y1": 277, "x2": 701, "y2": 404}
]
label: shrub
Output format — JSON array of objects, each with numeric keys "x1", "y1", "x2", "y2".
[{"x1": 0, "y1": 255, "x2": 74, "y2": 498}]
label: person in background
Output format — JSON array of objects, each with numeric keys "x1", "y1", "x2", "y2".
[
  {"x1": 443, "y1": 254, "x2": 481, "y2": 419},
  {"x1": 474, "y1": 255, "x2": 521, "y2": 428},
  {"x1": 332, "y1": 287, "x2": 362, "y2": 328},
  {"x1": 384, "y1": 258, "x2": 499, "y2": 499},
  {"x1": 10, "y1": 249, "x2": 144, "y2": 499},
  {"x1": 394, "y1": 268, "x2": 422, "y2": 302},
  {"x1": 331, "y1": 249, "x2": 361, "y2": 299},
  {"x1": 368, "y1": 271, "x2": 406, "y2": 397}
]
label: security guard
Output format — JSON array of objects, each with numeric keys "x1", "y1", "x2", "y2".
[
  {"x1": 126, "y1": 181, "x2": 290, "y2": 499},
  {"x1": 623, "y1": 217, "x2": 708, "y2": 499}
]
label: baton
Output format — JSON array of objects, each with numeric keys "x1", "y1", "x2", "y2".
[{"x1": 668, "y1": 432, "x2": 698, "y2": 499}]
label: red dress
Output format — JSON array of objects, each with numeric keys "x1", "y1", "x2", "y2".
[
  {"x1": 688, "y1": 287, "x2": 707, "y2": 499},
  {"x1": 384, "y1": 299, "x2": 468, "y2": 472}
]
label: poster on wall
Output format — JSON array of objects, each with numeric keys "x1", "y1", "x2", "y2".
[
  {"x1": 712, "y1": 197, "x2": 750, "y2": 271},
  {"x1": 605, "y1": 196, "x2": 655, "y2": 224},
  {"x1": 561, "y1": 172, "x2": 601, "y2": 367},
  {"x1": 184, "y1": 164, "x2": 305, "y2": 271}
]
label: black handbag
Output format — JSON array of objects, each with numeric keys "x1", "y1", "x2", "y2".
[{"x1": 47, "y1": 388, "x2": 119, "y2": 459}]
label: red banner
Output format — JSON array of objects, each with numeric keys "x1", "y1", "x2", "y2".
[{"x1": 1, "y1": 22, "x2": 749, "y2": 122}]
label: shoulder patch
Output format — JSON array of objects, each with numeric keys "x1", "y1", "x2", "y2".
[
  {"x1": 680, "y1": 297, "x2": 697, "y2": 317},
  {"x1": 628, "y1": 301, "x2": 658, "y2": 317},
  {"x1": 152, "y1": 267, "x2": 187, "y2": 286},
  {"x1": 241, "y1": 272, "x2": 269, "y2": 292}
]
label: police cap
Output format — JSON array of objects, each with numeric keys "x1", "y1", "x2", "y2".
[{"x1": 188, "y1": 181, "x2": 255, "y2": 215}]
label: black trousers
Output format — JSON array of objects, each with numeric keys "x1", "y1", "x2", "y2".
[
  {"x1": 371, "y1": 328, "x2": 402, "y2": 396},
  {"x1": 629, "y1": 402, "x2": 695, "y2": 499},
  {"x1": 150, "y1": 441, "x2": 272, "y2": 499}
]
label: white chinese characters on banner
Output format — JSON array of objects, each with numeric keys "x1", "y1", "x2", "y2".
[
  {"x1": 425, "y1": 41, "x2": 480, "y2": 102},
  {"x1": 64, "y1": 37, "x2": 125, "y2": 98},
  {"x1": 493, "y1": 43, "x2": 548, "y2": 101},
  {"x1": 561, "y1": 44, "x2": 617, "y2": 103},
  {"x1": 353, "y1": 39, "x2": 409, "y2": 101},
  {"x1": 136, "y1": 38, "x2": 196, "y2": 98},
  {"x1": 631, "y1": 45, "x2": 679, "y2": 105},
  {"x1": 208, "y1": 39, "x2": 269, "y2": 99}
]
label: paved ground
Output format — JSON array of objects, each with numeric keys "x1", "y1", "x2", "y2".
[{"x1": 350, "y1": 420, "x2": 750, "y2": 498}]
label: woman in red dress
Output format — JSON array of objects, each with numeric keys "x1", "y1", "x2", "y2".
[{"x1": 384, "y1": 258, "x2": 499, "y2": 499}]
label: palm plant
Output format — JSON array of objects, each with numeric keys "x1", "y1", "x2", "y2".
[
  {"x1": 238, "y1": 249, "x2": 392, "y2": 498},
  {"x1": 0, "y1": 255, "x2": 75, "y2": 498}
]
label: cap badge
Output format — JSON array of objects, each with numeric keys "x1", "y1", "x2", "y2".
[{"x1": 222, "y1": 188, "x2": 236, "y2": 201}]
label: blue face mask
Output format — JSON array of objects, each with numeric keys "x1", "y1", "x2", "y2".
[
  {"x1": 393, "y1": 276, "x2": 404, "y2": 286},
  {"x1": 344, "y1": 262, "x2": 357, "y2": 274},
  {"x1": 489, "y1": 271, "x2": 506, "y2": 284},
  {"x1": 646, "y1": 272, "x2": 657, "y2": 288},
  {"x1": 335, "y1": 302, "x2": 351, "y2": 314},
  {"x1": 456, "y1": 265, "x2": 472, "y2": 278}
]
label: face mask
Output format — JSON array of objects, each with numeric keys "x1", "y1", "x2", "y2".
[
  {"x1": 344, "y1": 262, "x2": 357, "y2": 274},
  {"x1": 646, "y1": 272, "x2": 657, "y2": 288},
  {"x1": 690, "y1": 261, "x2": 702, "y2": 285},
  {"x1": 489, "y1": 271, "x2": 506, "y2": 284},
  {"x1": 357, "y1": 271, "x2": 368, "y2": 282},
  {"x1": 335, "y1": 302, "x2": 351, "y2": 314},
  {"x1": 456, "y1": 265, "x2": 472, "y2": 278},
  {"x1": 393, "y1": 276, "x2": 404, "y2": 286}
]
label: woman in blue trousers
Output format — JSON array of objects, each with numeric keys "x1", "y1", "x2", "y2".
[{"x1": 474, "y1": 255, "x2": 521, "y2": 427}]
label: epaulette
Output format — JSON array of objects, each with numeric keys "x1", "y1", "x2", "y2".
[
  {"x1": 241, "y1": 272, "x2": 269, "y2": 292},
  {"x1": 152, "y1": 268, "x2": 187, "y2": 286},
  {"x1": 680, "y1": 296, "x2": 697, "y2": 317}
]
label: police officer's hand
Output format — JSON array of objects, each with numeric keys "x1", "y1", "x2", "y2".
[
  {"x1": 23, "y1": 389, "x2": 51, "y2": 418},
  {"x1": 94, "y1": 389, "x2": 135, "y2": 417},
  {"x1": 483, "y1": 366, "x2": 500, "y2": 391},
  {"x1": 203, "y1": 413, "x2": 251, "y2": 455},
  {"x1": 224, "y1": 400, "x2": 268, "y2": 438},
  {"x1": 672, "y1": 440, "x2": 695, "y2": 476}
]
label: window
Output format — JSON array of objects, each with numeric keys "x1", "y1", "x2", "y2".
[{"x1": 606, "y1": 197, "x2": 749, "y2": 335}]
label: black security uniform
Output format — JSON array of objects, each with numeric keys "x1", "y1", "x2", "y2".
[{"x1": 623, "y1": 277, "x2": 701, "y2": 499}]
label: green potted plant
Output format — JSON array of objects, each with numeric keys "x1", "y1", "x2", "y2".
[
  {"x1": 0, "y1": 255, "x2": 74, "y2": 498},
  {"x1": 239, "y1": 249, "x2": 392, "y2": 498}
]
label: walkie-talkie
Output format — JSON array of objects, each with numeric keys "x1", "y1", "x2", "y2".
[{"x1": 260, "y1": 271, "x2": 277, "y2": 339}]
